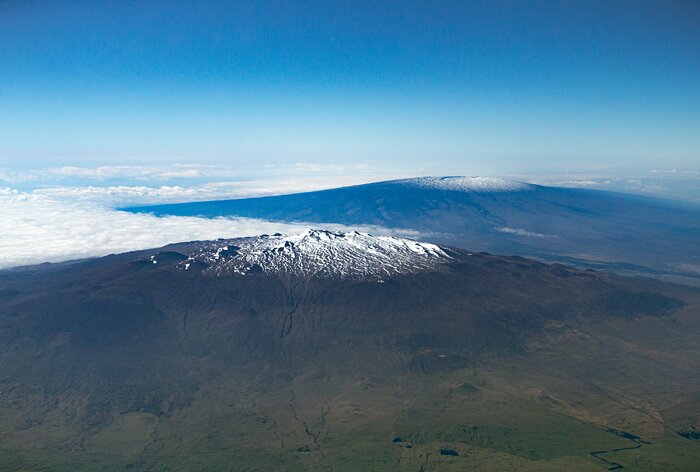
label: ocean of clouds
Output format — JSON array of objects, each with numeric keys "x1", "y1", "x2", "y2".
[{"x1": 0, "y1": 188, "x2": 420, "y2": 269}]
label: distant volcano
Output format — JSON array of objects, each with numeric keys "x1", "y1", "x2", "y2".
[{"x1": 125, "y1": 176, "x2": 700, "y2": 285}]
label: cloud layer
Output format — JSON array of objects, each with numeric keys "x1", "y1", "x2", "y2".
[
  {"x1": 0, "y1": 164, "x2": 239, "y2": 183},
  {"x1": 0, "y1": 188, "x2": 418, "y2": 269},
  {"x1": 28, "y1": 174, "x2": 396, "y2": 206},
  {"x1": 0, "y1": 163, "x2": 389, "y2": 186}
]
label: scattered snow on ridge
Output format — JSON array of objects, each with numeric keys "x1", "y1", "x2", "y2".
[
  {"x1": 178, "y1": 229, "x2": 452, "y2": 279},
  {"x1": 397, "y1": 176, "x2": 532, "y2": 192}
]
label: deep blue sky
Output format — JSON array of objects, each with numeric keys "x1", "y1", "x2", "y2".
[{"x1": 1, "y1": 0, "x2": 699, "y2": 175}]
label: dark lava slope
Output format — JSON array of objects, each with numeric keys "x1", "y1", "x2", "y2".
[{"x1": 0, "y1": 234, "x2": 698, "y2": 470}]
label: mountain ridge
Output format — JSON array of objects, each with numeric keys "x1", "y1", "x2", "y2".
[{"x1": 125, "y1": 176, "x2": 700, "y2": 285}]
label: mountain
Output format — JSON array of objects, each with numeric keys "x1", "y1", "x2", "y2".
[
  {"x1": 174, "y1": 229, "x2": 452, "y2": 279},
  {"x1": 1, "y1": 230, "x2": 699, "y2": 470},
  {"x1": 125, "y1": 176, "x2": 700, "y2": 284}
]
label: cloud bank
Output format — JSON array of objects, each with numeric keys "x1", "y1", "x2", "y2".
[
  {"x1": 0, "y1": 164, "x2": 239, "y2": 183},
  {"x1": 0, "y1": 163, "x2": 392, "y2": 188},
  {"x1": 0, "y1": 188, "x2": 419, "y2": 269},
  {"x1": 28, "y1": 174, "x2": 395, "y2": 206}
]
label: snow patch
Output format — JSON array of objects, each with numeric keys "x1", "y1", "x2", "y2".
[
  {"x1": 397, "y1": 176, "x2": 532, "y2": 192},
  {"x1": 178, "y1": 229, "x2": 452, "y2": 279}
]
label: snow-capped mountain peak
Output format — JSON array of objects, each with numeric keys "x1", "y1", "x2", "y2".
[
  {"x1": 396, "y1": 176, "x2": 532, "y2": 192},
  {"x1": 175, "y1": 229, "x2": 452, "y2": 279}
]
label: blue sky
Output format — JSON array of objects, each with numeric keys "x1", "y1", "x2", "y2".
[{"x1": 1, "y1": 0, "x2": 699, "y2": 175}]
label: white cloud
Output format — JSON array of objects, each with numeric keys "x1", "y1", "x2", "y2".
[
  {"x1": 0, "y1": 164, "x2": 239, "y2": 183},
  {"x1": 28, "y1": 174, "x2": 407, "y2": 207},
  {"x1": 1, "y1": 163, "x2": 385, "y2": 186},
  {"x1": 0, "y1": 165, "x2": 428, "y2": 270},
  {"x1": 0, "y1": 188, "x2": 421, "y2": 269},
  {"x1": 550, "y1": 180, "x2": 600, "y2": 187},
  {"x1": 32, "y1": 185, "x2": 208, "y2": 206},
  {"x1": 49, "y1": 164, "x2": 218, "y2": 180},
  {"x1": 0, "y1": 164, "x2": 409, "y2": 209},
  {"x1": 294, "y1": 162, "x2": 372, "y2": 173},
  {"x1": 651, "y1": 168, "x2": 700, "y2": 175},
  {"x1": 497, "y1": 227, "x2": 556, "y2": 238}
]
